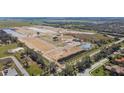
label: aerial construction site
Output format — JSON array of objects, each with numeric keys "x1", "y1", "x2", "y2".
[
  {"x1": 3, "y1": 25, "x2": 93, "y2": 68},
  {"x1": 1, "y1": 17, "x2": 122, "y2": 76}
]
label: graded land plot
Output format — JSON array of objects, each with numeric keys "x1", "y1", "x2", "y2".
[
  {"x1": 39, "y1": 34, "x2": 74, "y2": 47},
  {"x1": 44, "y1": 46, "x2": 83, "y2": 62},
  {"x1": 20, "y1": 37, "x2": 56, "y2": 53},
  {"x1": 14, "y1": 27, "x2": 36, "y2": 35}
]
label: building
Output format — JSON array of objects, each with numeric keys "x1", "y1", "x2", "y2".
[
  {"x1": 8, "y1": 47, "x2": 24, "y2": 54},
  {"x1": 115, "y1": 57, "x2": 124, "y2": 64},
  {"x1": 105, "y1": 65, "x2": 124, "y2": 75}
]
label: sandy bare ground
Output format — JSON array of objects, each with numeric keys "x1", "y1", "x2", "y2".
[
  {"x1": 35, "y1": 25, "x2": 95, "y2": 35},
  {"x1": 44, "y1": 46, "x2": 82, "y2": 62},
  {"x1": 20, "y1": 37, "x2": 56, "y2": 53},
  {"x1": 14, "y1": 27, "x2": 36, "y2": 35}
]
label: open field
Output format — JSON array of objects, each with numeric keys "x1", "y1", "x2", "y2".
[
  {"x1": 20, "y1": 37, "x2": 56, "y2": 53},
  {"x1": 26, "y1": 62, "x2": 42, "y2": 76},
  {"x1": 39, "y1": 34, "x2": 74, "y2": 47},
  {"x1": 91, "y1": 66, "x2": 106, "y2": 76},
  {"x1": 0, "y1": 20, "x2": 32, "y2": 28},
  {"x1": 14, "y1": 27, "x2": 36, "y2": 35},
  {"x1": 0, "y1": 44, "x2": 18, "y2": 58},
  {"x1": 65, "y1": 33, "x2": 113, "y2": 42}
]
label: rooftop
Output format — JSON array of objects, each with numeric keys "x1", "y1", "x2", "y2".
[
  {"x1": 105, "y1": 65, "x2": 124, "y2": 75},
  {"x1": 115, "y1": 57, "x2": 124, "y2": 63}
]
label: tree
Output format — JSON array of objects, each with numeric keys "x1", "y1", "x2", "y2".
[
  {"x1": 61, "y1": 63, "x2": 78, "y2": 76},
  {"x1": 49, "y1": 63, "x2": 57, "y2": 74},
  {"x1": 77, "y1": 61, "x2": 85, "y2": 73},
  {"x1": 18, "y1": 42, "x2": 25, "y2": 47},
  {"x1": 24, "y1": 61, "x2": 29, "y2": 68},
  {"x1": 77, "y1": 56, "x2": 92, "y2": 72},
  {"x1": 41, "y1": 66, "x2": 51, "y2": 76},
  {"x1": 37, "y1": 32, "x2": 40, "y2": 37}
]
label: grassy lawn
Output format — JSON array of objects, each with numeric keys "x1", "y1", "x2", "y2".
[
  {"x1": 91, "y1": 65, "x2": 110, "y2": 76},
  {"x1": 0, "y1": 20, "x2": 33, "y2": 28},
  {"x1": 0, "y1": 43, "x2": 18, "y2": 58},
  {"x1": 91, "y1": 66, "x2": 106, "y2": 76},
  {"x1": 15, "y1": 53, "x2": 42, "y2": 76},
  {"x1": 26, "y1": 62, "x2": 42, "y2": 76},
  {"x1": 0, "y1": 72, "x2": 3, "y2": 76}
]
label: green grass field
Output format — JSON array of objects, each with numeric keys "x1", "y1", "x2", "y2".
[
  {"x1": 0, "y1": 20, "x2": 33, "y2": 28},
  {"x1": 91, "y1": 66, "x2": 105, "y2": 76},
  {"x1": 91, "y1": 65, "x2": 111, "y2": 76},
  {"x1": 0, "y1": 43, "x2": 18, "y2": 58},
  {"x1": 15, "y1": 52, "x2": 42, "y2": 76},
  {"x1": 26, "y1": 63, "x2": 42, "y2": 76}
]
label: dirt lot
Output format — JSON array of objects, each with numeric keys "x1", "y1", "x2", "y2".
[
  {"x1": 14, "y1": 27, "x2": 36, "y2": 35},
  {"x1": 44, "y1": 46, "x2": 83, "y2": 62},
  {"x1": 40, "y1": 34, "x2": 74, "y2": 47},
  {"x1": 20, "y1": 37, "x2": 56, "y2": 53}
]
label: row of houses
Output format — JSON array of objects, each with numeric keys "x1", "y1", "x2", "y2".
[
  {"x1": 105, "y1": 65, "x2": 124, "y2": 75},
  {"x1": 105, "y1": 49, "x2": 124, "y2": 75}
]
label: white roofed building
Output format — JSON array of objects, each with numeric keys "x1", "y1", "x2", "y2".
[{"x1": 8, "y1": 47, "x2": 24, "y2": 54}]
